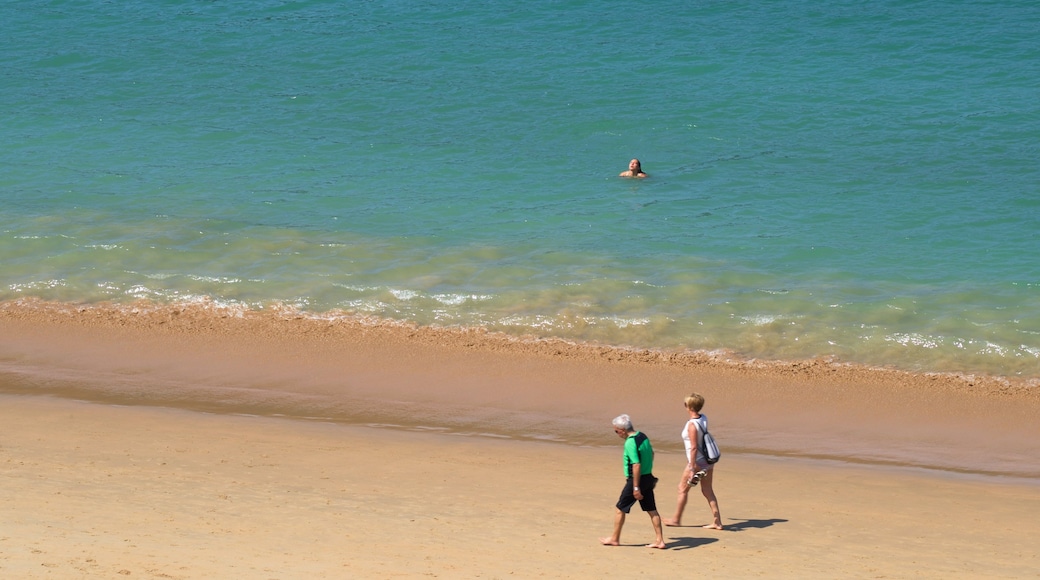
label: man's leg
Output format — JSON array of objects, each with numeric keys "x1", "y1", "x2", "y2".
[
  {"x1": 646, "y1": 510, "x2": 666, "y2": 549},
  {"x1": 600, "y1": 508, "x2": 626, "y2": 546}
]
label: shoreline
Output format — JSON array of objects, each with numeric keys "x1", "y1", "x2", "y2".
[
  {"x1": 3, "y1": 298, "x2": 1040, "y2": 480},
  {"x1": 4, "y1": 297, "x2": 1038, "y2": 391}
]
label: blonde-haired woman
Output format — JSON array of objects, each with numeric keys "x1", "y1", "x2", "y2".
[{"x1": 663, "y1": 393, "x2": 723, "y2": 529}]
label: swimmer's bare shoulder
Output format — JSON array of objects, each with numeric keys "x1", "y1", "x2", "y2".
[{"x1": 620, "y1": 159, "x2": 647, "y2": 178}]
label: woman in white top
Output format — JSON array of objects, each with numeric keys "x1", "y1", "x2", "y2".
[{"x1": 663, "y1": 392, "x2": 723, "y2": 529}]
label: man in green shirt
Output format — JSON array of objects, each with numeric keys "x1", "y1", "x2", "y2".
[{"x1": 600, "y1": 414, "x2": 666, "y2": 549}]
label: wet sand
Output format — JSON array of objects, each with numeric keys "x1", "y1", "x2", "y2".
[
  {"x1": 2, "y1": 299, "x2": 1039, "y2": 577},
  {"x1": 2, "y1": 299, "x2": 1038, "y2": 476}
]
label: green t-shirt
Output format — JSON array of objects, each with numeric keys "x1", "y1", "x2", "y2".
[{"x1": 623, "y1": 431, "x2": 654, "y2": 478}]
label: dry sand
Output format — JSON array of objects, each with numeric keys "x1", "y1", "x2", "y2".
[
  {"x1": 3, "y1": 396, "x2": 1038, "y2": 579},
  {"x1": 2, "y1": 299, "x2": 1039, "y2": 578}
]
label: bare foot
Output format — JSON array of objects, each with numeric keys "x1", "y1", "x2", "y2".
[
  {"x1": 702, "y1": 523, "x2": 724, "y2": 530},
  {"x1": 663, "y1": 519, "x2": 682, "y2": 527},
  {"x1": 599, "y1": 537, "x2": 620, "y2": 546},
  {"x1": 646, "y1": 542, "x2": 667, "y2": 549}
]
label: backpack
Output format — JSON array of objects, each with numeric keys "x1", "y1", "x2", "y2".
[{"x1": 699, "y1": 425, "x2": 721, "y2": 464}]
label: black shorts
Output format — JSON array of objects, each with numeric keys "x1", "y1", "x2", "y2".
[{"x1": 615, "y1": 474, "x2": 658, "y2": 513}]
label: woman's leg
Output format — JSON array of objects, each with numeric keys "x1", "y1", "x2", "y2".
[
  {"x1": 663, "y1": 464, "x2": 694, "y2": 526},
  {"x1": 699, "y1": 467, "x2": 723, "y2": 529}
]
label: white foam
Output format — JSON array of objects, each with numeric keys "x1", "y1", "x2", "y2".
[{"x1": 389, "y1": 288, "x2": 419, "y2": 300}]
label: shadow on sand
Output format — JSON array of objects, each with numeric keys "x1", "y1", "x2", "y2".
[
  {"x1": 725, "y1": 517, "x2": 788, "y2": 532},
  {"x1": 667, "y1": 517, "x2": 787, "y2": 550},
  {"x1": 666, "y1": 536, "x2": 720, "y2": 550}
]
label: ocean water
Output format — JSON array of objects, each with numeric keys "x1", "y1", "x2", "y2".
[{"x1": 3, "y1": 0, "x2": 1040, "y2": 378}]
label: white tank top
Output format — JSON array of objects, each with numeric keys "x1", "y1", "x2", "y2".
[{"x1": 681, "y1": 414, "x2": 708, "y2": 465}]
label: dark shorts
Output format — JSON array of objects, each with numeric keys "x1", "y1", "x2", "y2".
[{"x1": 615, "y1": 474, "x2": 658, "y2": 513}]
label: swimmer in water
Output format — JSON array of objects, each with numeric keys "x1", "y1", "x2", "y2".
[{"x1": 619, "y1": 158, "x2": 647, "y2": 178}]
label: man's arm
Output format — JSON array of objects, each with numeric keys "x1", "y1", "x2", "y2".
[{"x1": 631, "y1": 462, "x2": 643, "y2": 500}]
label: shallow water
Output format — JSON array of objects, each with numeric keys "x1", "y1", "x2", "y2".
[{"x1": 3, "y1": 0, "x2": 1040, "y2": 377}]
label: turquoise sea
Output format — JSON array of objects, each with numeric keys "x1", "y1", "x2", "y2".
[{"x1": 4, "y1": 0, "x2": 1039, "y2": 379}]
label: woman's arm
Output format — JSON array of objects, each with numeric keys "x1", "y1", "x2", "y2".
[{"x1": 686, "y1": 421, "x2": 699, "y2": 465}]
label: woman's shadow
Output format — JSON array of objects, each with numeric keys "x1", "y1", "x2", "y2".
[{"x1": 667, "y1": 518, "x2": 788, "y2": 550}]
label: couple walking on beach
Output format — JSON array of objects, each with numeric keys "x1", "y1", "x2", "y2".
[{"x1": 599, "y1": 392, "x2": 723, "y2": 549}]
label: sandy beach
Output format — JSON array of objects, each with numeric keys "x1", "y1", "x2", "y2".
[
  {"x1": 3, "y1": 396, "x2": 1039, "y2": 579},
  {"x1": 2, "y1": 300, "x2": 1039, "y2": 578}
]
